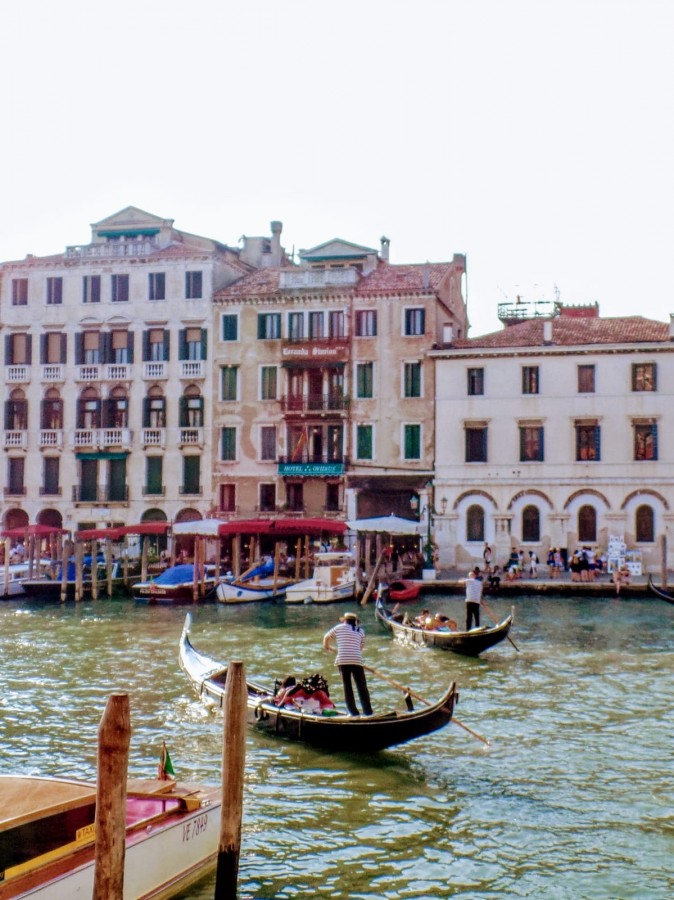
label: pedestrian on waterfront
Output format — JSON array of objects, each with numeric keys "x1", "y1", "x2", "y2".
[
  {"x1": 461, "y1": 569, "x2": 483, "y2": 630},
  {"x1": 483, "y1": 543, "x2": 492, "y2": 571},
  {"x1": 528, "y1": 550, "x2": 539, "y2": 578},
  {"x1": 322, "y1": 611, "x2": 373, "y2": 717}
]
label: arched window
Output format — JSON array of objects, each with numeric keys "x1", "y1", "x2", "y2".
[
  {"x1": 41, "y1": 388, "x2": 63, "y2": 430},
  {"x1": 578, "y1": 505, "x2": 597, "y2": 543},
  {"x1": 77, "y1": 387, "x2": 101, "y2": 429},
  {"x1": 636, "y1": 505, "x2": 654, "y2": 543},
  {"x1": 522, "y1": 505, "x2": 540, "y2": 542},
  {"x1": 466, "y1": 505, "x2": 484, "y2": 542}
]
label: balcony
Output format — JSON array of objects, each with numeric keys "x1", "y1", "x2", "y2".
[
  {"x1": 72, "y1": 429, "x2": 132, "y2": 449},
  {"x1": 280, "y1": 393, "x2": 349, "y2": 416},
  {"x1": 3, "y1": 485, "x2": 26, "y2": 497},
  {"x1": 72, "y1": 486, "x2": 129, "y2": 504},
  {"x1": 5, "y1": 365, "x2": 29, "y2": 384},
  {"x1": 4, "y1": 431, "x2": 27, "y2": 450},
  {"x1": 178, "y1": 428, "x2": 204, "y2": 447},
  {"x1": 73, "y1": 429, "x2": 98, "y2": 448},
  {"x1": 40, "y1": 430, "x2": 64, "y2": 449},
  {"x1": 41, "y1": 364, "x2": 64, "y2": 382},
  {"x1": 281, "y1": 337, "x2": 349, "y2": 366},
  {"x1": 106, "y1": 363, "x2": 131, "y2": 381},
  {"x1": 141, "y1": 428, "x2": 166, "y2": 448},
  {"x1": 39, "y1": 486, "x2": 62, "y2": 496},
  {"x1": 142, "y1": 486, "x2": 166, "y2": 496},
  {"x1": 76, "y1": 365, "x2": 102, "y2": 382},
  {"x1": 66, "y1": 238, "x2": 158, "y2": 259},
  {"x1": 180, "y1": 361, "x2": 205, "y2": 379},
  {"x1": 278, "y1": 454, "x2": 347, "y2": 477},
  {"x1": 143, "y1": 361, "x2": 167, "y2": 380},
  {"x1": 179, "y1": 485, "x2": 202, "y2": 496},
  {"x1": 279, "y1": 268, "x2": 358, "y2": 289}
]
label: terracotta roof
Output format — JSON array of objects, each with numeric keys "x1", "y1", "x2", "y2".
[
  {"x1": 452, "y1": 316, "x2": 670, "y2": 350},
  {"x1": 214, "y1": 260, "x2": 459, "y2": 300}
]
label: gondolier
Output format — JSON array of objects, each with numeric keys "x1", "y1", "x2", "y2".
[
  {"x1": 463, "y1": 570, "x2": 483, "y2": 630},
  {"x1": 322, "y1": 611, "x2": 374, "y2": 717}
]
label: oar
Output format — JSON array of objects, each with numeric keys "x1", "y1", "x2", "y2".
[
  {"x1": 360, "y1": 549, "x2": 387, "y2": 606},
  {"x1": 362, "y1": 664, "x2": 491, "y2": 747},
  {"x1": 480, "y1": 599, "x2": 520, "y2": 652}
]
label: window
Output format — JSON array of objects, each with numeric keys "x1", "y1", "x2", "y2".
[
  {"x1": 7, "y1": 457, "x2": 25, "y2": 494},
  {"x1": 104, "y1": 391, "x2": 128, "y2": 428},
  {"x1": 578, "y1": 365, "x2": 595, "y2": 393},
  {"x1": 79, "y1": 458, "x2": 98, "y2": 502},
  {"x1": 636, "y1": 505, "x2": 655, "y2": 542},
  {"x1": 634, "y1": 423, "x2": 657, "y2": 460},
  {"x1": 632, "y1": 363, "x2": 656, "y2": 392},
  {"x1": 288, "y1": 312, "x2": 304, "y2": 340},
  {"x1": 286, "y1": 482, "x2": 304, "y2": 512},
  {"x1": 520, "y1": 425, "x2": 544, "y2": 461},
  {"x1": 257, "y1": 312, "x2": 281, "y2": 339},
  {"x1": 259, "y1": 483, "x2": 276, "y2": 512},
  {"x1": 110, "y1": 330, "x2": 132, "y2": 364},
  {"x1": 148, "y1": 272, "x2": 165, "y2": 301},
  {"x1": 329, "y1": 310, "x2": 345, "y2": 338},
  {"x1": 578, "y1": 505, "x2": 597, "y2": 543},
  {"x1": 144, "y1": 392, "x2": 166, "y2": 428},
  {"x1": 404, "y1": 308, "x2": 425, "y2": 336},
  {"x1": 356, "y1": 424, "x2": 373, "y2": 460},
  {"x1": 260, "y1": 366, "x2": 277, "y2": 400},
  {"x1": 522, "y1": 506, "x2": 540, "y2": 542},
  {"x1": 79, "y1": 331, "x2": 101, "y2": 364},
  {"x1": 43, "y1": 457, "x2": 60, "y2": 495},
  {"x1": 403, "y1": 424, "x2": 421, "y2": 460},
  {"x1": 260, "y1": 426, "x2": 277, "y2": 461},
  {"x1": 46, "y1": 277, "x2": 63, "y2": 305},
  {"x1": 403, "y1": 362, "x2": 422, "y2": 398},
  {"x1": 82, "y1": 275, "x2": 101, "y2": 304},
  {"x1": 144, "y1": 328, "x2": 168, "y2": 362},
  {"x1": 327, "y1": 424, "x2": 343, "y2": 461},
  {"x1": 221, "y1": 426, "x2": 236, "y2": 461},
  {"x1": 5, "y1": 333, "x2": 31, "y2": 365},
  {"x1": 180, "y1": 390, "x2": 203, "y2": 427},
  {"x1": 522, "y1": 366, "x2": 539, "y2": 394},
  {"x1": 576, "y1": 423, "x2": 600, "y2": 461},
  {"x1": 5, "y1": 392, "x2": 28, "y2": 430},
  {"x1": 41, "y1": 392, "x2": 63, "y2": 429},
  {"x1": 77, "y1": 390, "x2": 101, "y2": 428},
  {"x1": 309, "y1": 312, "x2": 324, "y2": 339},
  {"x1": 42, "y1": 332, "x2": 66, "y2": 364},
  {"x1": 356, "y1": 362, "x2": 374, "y2": 399},
  {"x1": 465, "y1": 426, "x2": 488, "y2": 462},
  {"x1": 145, "y1": 457, "x2": 163, "y2": 495},
  {"x1": 12, "y1": 278, "x2": 28, "y2": 306},
  {"x1": 326, "y1": 482, "x2": 340, "y2": 512},
  {"x1": 182, "y1": 456, "x2": 200, "y2": 494},
  {"x1": 180, "y1": 327, "x2": 206, "y2": 360},
  {"x1": 111, "y1": 274, "x2": 129, "y2": 302},
  {"x1": 185, "y1": 271, "x2": 203, "y2": 299},
  {"x1": 467, "y1": 368, "x2": 484, "y2": 396},
  {"x1": 220, "y1": 366, "x2": 238, "y2": 401},
  {"x1": 222, "y1": 314, "x2": 238, "y2": 341},
  {"x1": 355, "y1": 310, "x2": 377, "y2": 337},
  {"x1": 219, "y1": 483, "x2": 236, "y2": 512},
  {"x1": 466, "y1": 505, "x2": 484, "y2": 542}
]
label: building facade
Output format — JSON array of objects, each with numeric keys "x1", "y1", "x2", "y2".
[
  {"x1": 0, "y1": 207, "x2": 284, "y2": 534},
  {"x1": 432, "y1": 304, "x2": 674, "y2": 572},
  {"x1": 212, "y1": 238, "x2": 467, "y2": 527}
]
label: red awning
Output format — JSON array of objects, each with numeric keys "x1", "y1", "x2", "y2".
[
  {"x1": 75, "y1": 522, "x2": 169, "y2": 541},
  {"x1": 218, "y1": 518, "x2": 346, "y2": 536},
  {"x1": 0, "y1": 524, "x2": 67, "y2": 538}
]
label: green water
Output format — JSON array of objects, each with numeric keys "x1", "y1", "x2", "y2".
[{"x1": 1, "y1": 595, "x2": 672, "y2": 899}]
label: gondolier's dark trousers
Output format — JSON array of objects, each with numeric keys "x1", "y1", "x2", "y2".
[
  {"x1": 466, "y1": 602, "x2": 480, "y2": 630},
  {"x1": 338, "y1": 664, "x2": 373, "y2": 716}
]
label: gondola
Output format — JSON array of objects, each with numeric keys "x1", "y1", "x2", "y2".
[
  {"x1": 375, "y1": 597, "x2": 513, "y2": 656},
  {"x1": 179, "y1": 614, "x2": 457, "y2": 753},
  {"x1": 647, "y1": 575, "x2": 674, "y2": 604}
]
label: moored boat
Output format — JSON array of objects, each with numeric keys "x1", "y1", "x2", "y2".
[
  {"x1": 0, "y1": 773, "x2": 220, "y2": 899},
  {"x1": 376, "y1": 579, "x2": 422, "y2": 603},
  {"x1": 133, "y1": 563, "x2": 218, "y2": 603},
  {"x1": 179, "y1": 614, "x2": 457, "y2": 752},
  {"x1": 20, "y1": 558, "x2": 123, "y2": 601},
  {"x1": 647, "y1": 575, "x2": 674, "y2": 604},
  {"x1": 215, "y1": 557, "x2": 291, "y2": 603},
  {"x1": 0, "y1": 561, "x2": 54, "y2": 600},
  {"x1": 375, "y1": 597, "x2": 514, "y2": 656},
  {"x1": 284, "y1": 552, "x2": 357, "y2": 604}
]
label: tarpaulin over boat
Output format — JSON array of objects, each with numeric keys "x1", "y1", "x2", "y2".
[{"x1": 152, "y1": 564, "x2": 198, "y2": 586}]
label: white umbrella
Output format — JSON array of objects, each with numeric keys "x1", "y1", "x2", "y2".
[
  {"x1": 345, "y1": 514, "x2": 422, "y2": 535},
  {"x1": 172, "y1": 518, "x2": 224, "y2": 537}
]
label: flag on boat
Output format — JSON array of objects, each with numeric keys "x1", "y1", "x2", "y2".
[{"x1": 158, "y1": 741, "x2": 176, "y2": 780}]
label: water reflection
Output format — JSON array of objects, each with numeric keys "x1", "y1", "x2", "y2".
[{"x1": 0, "y1": 595, "x2": 672, "y2": 899}]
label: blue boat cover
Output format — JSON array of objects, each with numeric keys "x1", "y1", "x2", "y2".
[
  {"x1": 152, "y1": 564, "x2": 196, "y2": 585},
  {"x1": 239, "y1": 558, "x2": 275, "y2": 582}
]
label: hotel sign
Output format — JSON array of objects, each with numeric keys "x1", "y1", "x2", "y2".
[
  {"x1": 279, "y1": 462, "x2": 345, "y2": 477},
  {"x1": 281, "y1": 341, "x2": 348, "y2": 363}
]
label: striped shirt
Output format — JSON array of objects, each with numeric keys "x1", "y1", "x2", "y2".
[{"x1": 324, "y1": 622, "x2": 365, "y2": 665}]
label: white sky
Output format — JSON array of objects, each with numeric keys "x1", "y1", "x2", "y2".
[{"x1": 2, "y1": 0, "x2": 673, "y2": 336}]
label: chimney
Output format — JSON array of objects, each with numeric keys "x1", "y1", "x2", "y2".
[
  {"x1": 380, "y1": 236, "x2": 390, "y2": 262},
  {"x1": 270, "y1": 221, "x2": 283, "y2": 266},
  {"x1": 669, "y1": 313, "x2": 674, "y2": 341},
  {"x1": 543, "y1": 319, "x2": 553, "y2": 345},
  {"x1": 443, "y1": 324, "x2": 454, "y2": 344}
]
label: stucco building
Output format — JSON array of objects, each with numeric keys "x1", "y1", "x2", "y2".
[{"x1": 432, "y1": 302, "x2": 674, "y2": 572}]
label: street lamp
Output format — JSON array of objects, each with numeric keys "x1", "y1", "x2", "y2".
[{"x1": 410, "y1": 481, "x2": 447, "y2": 571}]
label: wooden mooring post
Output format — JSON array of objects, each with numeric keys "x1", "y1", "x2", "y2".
[
  {"x1": 93, "y1": 693, "x2": 131, "y2": 900},
  {"x1": 214, "y1": 660, "x2": 247, "y2": 899}
]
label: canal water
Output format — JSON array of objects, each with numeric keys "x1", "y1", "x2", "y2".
[{"x1": 1, "y1": 594, "x2": 672, "y2": 899}]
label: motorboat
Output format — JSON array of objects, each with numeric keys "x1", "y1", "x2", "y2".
[
  {"x1": 284, "y1": 552, "x2": 356, "y2": 604},
  {"x1": 133, "y1": 563, "x2": 218, "y2": 603}
]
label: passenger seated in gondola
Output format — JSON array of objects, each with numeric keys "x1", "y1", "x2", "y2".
[
  {"x1": 414, "y1": 609, "x2": 432, "y2": 628},
  {"x1": 427, "y1": 614, "x2": 458, "y2": 632},
  {"x1": 274, "y1": 673, "x2": 336, "y2": 715}
]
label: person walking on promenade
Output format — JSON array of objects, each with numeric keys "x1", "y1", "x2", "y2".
[
  {"x1": 462, "y1": 569, "x2": 483, "y2": 630},
  {"x1": 322, "y1": 611, "x2": 373, "y2": 717}
]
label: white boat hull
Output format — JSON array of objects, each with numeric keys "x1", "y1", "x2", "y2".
[
  {"x1": 285, "y1": 578, "x2": 356, "y2": 604},
  {"x1": 216, "y1": 578, "x2": 287, "y2": 603}
]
